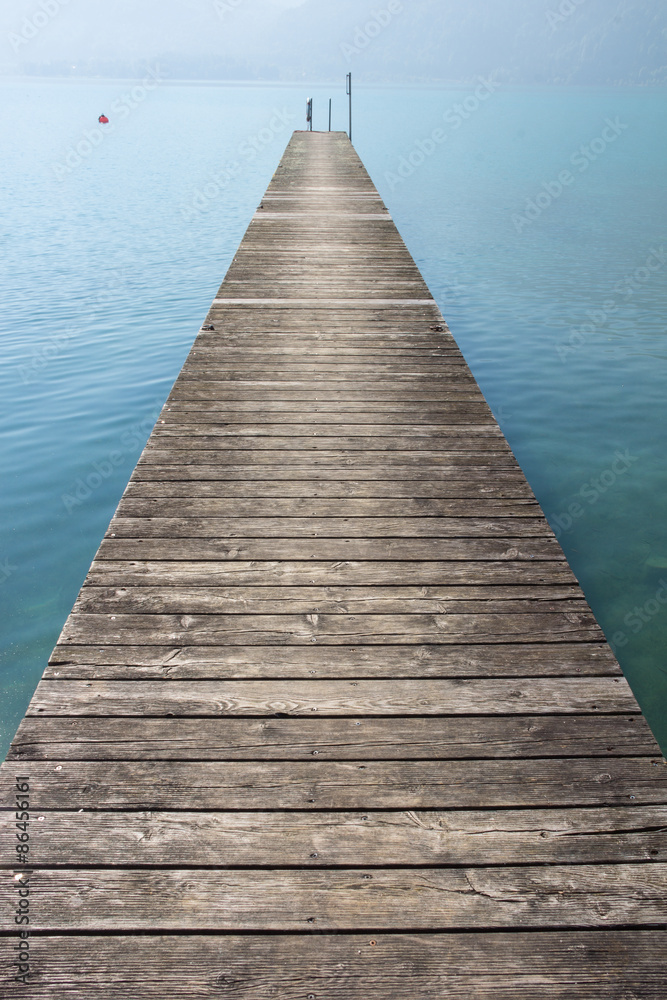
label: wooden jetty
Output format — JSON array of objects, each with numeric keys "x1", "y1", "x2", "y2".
[{"x1": 1, "y1": 131, "x2": 666, "y2": 997}]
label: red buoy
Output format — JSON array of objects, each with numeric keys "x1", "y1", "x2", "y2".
[{"x1": 98, "y1": 114, "x2": 109, "y2": 124}]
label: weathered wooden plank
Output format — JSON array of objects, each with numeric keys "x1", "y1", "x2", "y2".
[
  {"x1": 123, "y1": 479, "x2": 536, "y2": 499},
  {"x1": 191, "y1": 323, "x2": 447, "y2": 334},
  {"x1": 1, "y1": 932, "x2": 665, "y2": 1000},
  {"x1": 216, "y1": 281, "x2": 431, "y2": 289},
  {"x1": 147, "y1": 434, "x2": 510, "y2": 453},
  {"x1": 27, "y1": 677, "x2": 634, "y2": 717},
  {"x1": 74, "y1": 584, "x2": 588, "y2": 615},
  {"x1": 8, "y1": 807, "x2": 665, "y2": 866},
  {"x1": 132, "y1": 465, "x2": 532, "y2": 484},
  {"x1": 164, "y1": 413, "x2": 500, "y2": 431},
  {"x1": 204, "y1": 286, "x2": 434, "y2": 296},
  {"x1": 115, "y1": 498, "x2": 543, "y2": 518},
  {"x1": 199, "y1": 319, "x2": 452, "y2": 333},
  {"x1": 58, "y1": 611, "x2": 602, "y2": 646},
  {"x1": 106, "y1": 516, "x2": 552, "y2": 539},
  {"x1": 188, "y1": 358, "x2": 470, "y2": 374},
  {"x1": 177, "y1": 372, "x2": 476, "y2": 388},
  {"x1": 188, "y1": 345, "x2": 465, "y2": 357},
  {"x1": 2, "y1": 865, "x2": 665, "y2": 931},
  {"x1": 197, "y1": 298, "x2": 438, "y2": 312},
  {"x1": 174, "y1": 339, "x2": 464, "y2": 354},
  {"x1": 170, "y1": 378, "x2": 480, "y2": 392},
  {"x1": 179, "y1": 361, "x2": 472, "y2": 374},
  {"x1": 8, "y1": 714, "x2": 651, "y2": 761},
  {"x1": 154, "y1": 424, "x2": 505, "y2": 439},
  {"x1": 2, "y1": 758, "x2": 664, "y2": 810},
  {"x1": 206, "y1": 295, "x2": 438, "y2": 305},
  {"x1": 138, "y1": 450, "x2": 519, "y2": 468},
  {"x1": 174, "y1": 380, "x2": 480, "y2": 394},
  {"x1": 212, "y1": 286, "x2": 435, "y2": 297},
  {"x1": 97, "y1": 538, "x2": 567, "y2": 562},
  {"x1": 81, "y1": 562, "x2": 579, "y2": 590},
  {"x1": 45, "y1": 641, "x2": 620, "y2": 678},
  {"x1": 211, "y1": 274, "x2": 433, "y2": 284},
  {"x1": 193, "y1": 333, "x2": 459, "y2": 344},
  {"x1": 191, "y1": 331, "x2": 458, "y2": 342},
  {"x1": 129, "y1": 465, "x2": 525, "y2": 482},
  {"x1": 168, "y1": 413, "x2": 498, "y2": 428},
  {"x1": 163, "y1": 399, "x2": 495, "y2": 416},
  {"x1": 167, "y1": 387, "x2": 488, "y2": 402}
]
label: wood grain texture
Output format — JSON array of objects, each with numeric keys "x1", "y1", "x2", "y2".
[
  {"x1": 1, "y1": 865, "x2": 666, "y2": 931},
  {"x1": 7, "y1": 714, "x2": 653, "y2": 760},
  {"x1": 130, "y1": 464, "x2": 531, "y2": 482},
  {"x1": 1, "y1": 933, "x2": 665, "y2": 1000},
  {"x1": 116, "y1": 497, "x2": 538, "y2": 517},
  {"x1": 166, "y1": 388, "x2": 490, "y2": 402},
  {"x1": 106, "y1": 516, "x2": 551, "y2": 539},
  {"x1": 7, "y1": 807, "x2": 665, "y2": 866},
  {"x1": 137, "y1": 450, "x2": 518, "y2": 468},
  {"x1": 74, "y1": 583, "x2": 588, "y2": 615},
  {"x1": 45, "y1": 641, "x2": 621, "y2": 677},
  {"x1": 122, "y1": 478, "x2": 537, "y2": 499},
  {"x1": 162, "y1": 400, "x2": 499, "y2": 419},
  {"x1": 2, "y1": 758, "x2": 664, "y2": 810},
  {"x1": 86, "y1": 558, "x2": 577, "y2": 587},
  {"x1": 96, "y1": 537, "x2": 568, "y2": 561},
  {"x1": 27, "y1": 677, "x2": 635, "y2": 717},
  {"x1": 57, "y1": 610, "x2": 604, "y2": 647}
]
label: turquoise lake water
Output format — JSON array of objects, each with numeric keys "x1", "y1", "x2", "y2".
[{"x1": 1, "y1": 79, "x2": 666, "y2": 759}]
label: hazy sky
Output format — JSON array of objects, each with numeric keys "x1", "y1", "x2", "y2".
[
  {"x1": 2, "y1": 0, "x2": 307, "y2": 60},
  {"x1": 2, "y1": 0, "x2": 665, "y2": 84}
]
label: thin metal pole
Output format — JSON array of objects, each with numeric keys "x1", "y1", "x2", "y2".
[
  {"x1": 329, "y1": 98, "x2": 332, "y2": 132},
  {"x1": 346, "y1": 73, "x2": 352, "y2": 143}
]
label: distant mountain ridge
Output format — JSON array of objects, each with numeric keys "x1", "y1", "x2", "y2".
[
  {"x1": 260, "y1": 0, "x2": 667, "y2": 85},
  {"x1": 9, "y1": 0, "x2": 667, "y2": 84}
]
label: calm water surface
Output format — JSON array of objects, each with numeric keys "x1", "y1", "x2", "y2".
[{"x1": 1, "y1": 80, "x2": 666, "y2": 758}]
